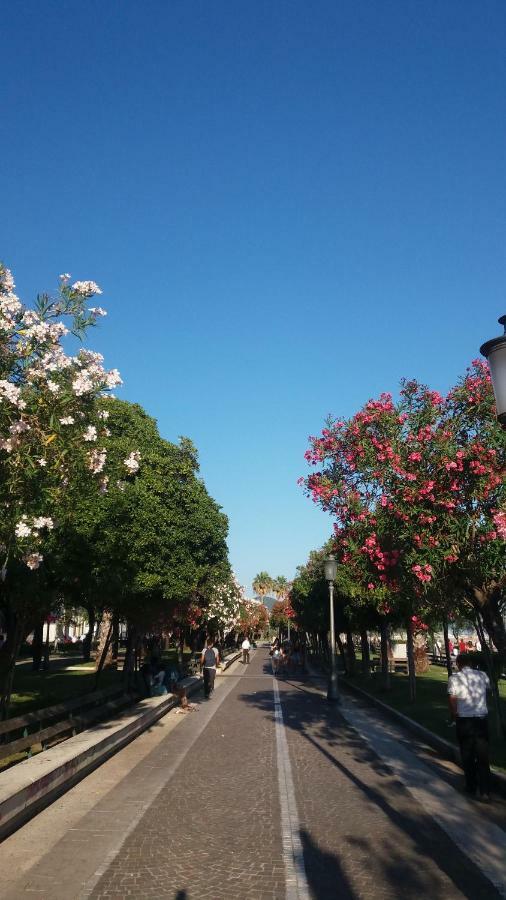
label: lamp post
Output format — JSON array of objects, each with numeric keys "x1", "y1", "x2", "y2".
[
  {"x1": 324, "y1": 554, "x2": 339, "y2": 702},
  {"x1": 480, "y1": 315, "x2": 506, "y2": 427}
]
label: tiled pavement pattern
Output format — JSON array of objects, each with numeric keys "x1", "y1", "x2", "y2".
[
  {"x1": 268, "y1": 673, "x2": 503, "y2": 899},
  {"x1": 89, "y1": 657, "x2": 284, "y2": 900},
  {"x1": 1, "y1": 649, "x2": 504, "y2": 899},
  {"x1": 91, "y1": 651, "x2": 502, "y2": 900}
]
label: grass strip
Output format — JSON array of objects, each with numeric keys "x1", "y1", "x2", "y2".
[{"x1": 343, "y1": 664, "x2": 505, "y2": 771}]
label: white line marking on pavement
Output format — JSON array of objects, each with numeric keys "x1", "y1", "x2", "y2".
[
  {"x1": 273, "y1": 678, "x2": 311, "y2": 900},
  {"x1": 341, "y1": 699, "x2": 506, "y2": 898}
]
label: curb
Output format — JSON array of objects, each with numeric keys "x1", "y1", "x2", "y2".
[
  {"x1": 0, "y1": 650, "x2": 241, "y2": 841},
  {"x1": 340, "y1": 676, "x2": 506, "y2": 798}
]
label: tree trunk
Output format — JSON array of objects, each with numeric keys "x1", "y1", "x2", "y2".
[
  {"x1": 346, "y1": 629, "x2": 356, "y2": 675},
  {"x1": 42, "y1": 620, "x2": 51, "y2": 671},
  {"x1": 82, "y1": 605, "x2": 96, "y2": 662},
  {"x1": 336, "y1": 633, "x2": 346, "y2": 673},
  {"x1": 469, "y1": 583, "x2": 506, "y2": 651},
  {"x1": 0, "y1": 609, "x2": 26, "y2": 718},
  {"x1": 360, "y1": 630, "x2": 371, "y2": 675},
  {"x1": 475, "y1": 614, "x2": 506, "y2": 739},
  {"x1": 111, "y1": 612, "x2": 119, "y2": 664},
  {"x1": 414, "y1": 631, "x2": 429, "y2": 674},
  {"x1": 406, "y1": 617, "x2": 416, "y2": 702},
  {"x1": 443, "y1": 619, "x2": 453, "y2": 678},
  {"x1": 32, "y1": 621, "x2": 44, "y2": 671},
  {"x1": 177, "y1": 634, "x2": 184, "y2": 672},
  {"x1": 95, "y1": 613, "x2": 114, "y2": 682},
  {"x1": 380, "y1": 619, "x2": 390, "y2": 691},
  {"x1": 123, "y1": 625, "x2": 136, "y2": 692}
]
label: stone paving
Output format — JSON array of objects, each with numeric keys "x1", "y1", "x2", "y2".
[
  {"x1": 1, "y1": 649, "x2": 504, "y2": 899},
  {"x1": 270, "y1": 670, "x2": 502, "y2": 898},
  {"x1": 90, "y1": 657, "x2": 284, "y2": 900}
]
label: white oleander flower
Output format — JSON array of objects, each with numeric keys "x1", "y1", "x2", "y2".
[
  {"x1": 124, "y1": 451, "x2": 141, "y2": 474},
  {"x1": 24, "y1": 552, "x2": 43, "y2": 570},
  {"x1": 15, "y1": 519, "x2": 32, "y2": 538},
  {"x1": 88, "y1": 448, "x2": 107, "y2": 474},
  {"x1": 32, "y1": 517, "x2": 54, "y2": 530},
  {"x1": 71, "y1": 280, "x2": 102, "y2": 296},
  {"x1": 9, "y1": 420, "x2": 30, "y2": 435}
]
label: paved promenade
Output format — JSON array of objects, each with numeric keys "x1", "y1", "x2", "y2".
[{"x1": 1, "y1": 649, "x2": 504, "y2": 899}]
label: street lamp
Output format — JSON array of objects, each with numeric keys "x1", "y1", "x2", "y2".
[
  {"x1": 480, "y1": 315, "x2": 506, "y2": 426},
  {"x1": 324, "y1": 554, "x2": 339, "y2": 702}
]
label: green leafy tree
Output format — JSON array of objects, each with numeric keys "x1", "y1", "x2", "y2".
[{"x1": 50, "y1": 400, "x2": 230, "y2": 675}]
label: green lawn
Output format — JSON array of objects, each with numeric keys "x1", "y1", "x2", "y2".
[
  {"x1": 8, "y1": 647, "x2": 198, "y2": 718},
  {"x1": 9, "y1": 659, "x2": 125, "y2": 718},
  {"x1": 343, "y1": 663, "x2": 506, "y2": 772}
]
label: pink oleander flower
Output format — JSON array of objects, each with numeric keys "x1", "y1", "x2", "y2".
[{"x1": 492, "y1": 511, "x2": 506, "y2": 540}]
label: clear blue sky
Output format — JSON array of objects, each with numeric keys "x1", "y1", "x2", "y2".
[{"x1": 2, "y1": 1, "x2": 506, "y2": 593}]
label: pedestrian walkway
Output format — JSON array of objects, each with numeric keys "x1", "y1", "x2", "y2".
[{"x1": 0, "y1": 650, "x2": 504, "y2": 899}]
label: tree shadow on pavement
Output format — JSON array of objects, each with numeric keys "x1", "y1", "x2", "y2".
[
  {"x1": 300, "y1": 828, "x2": 358, "y2": 900},
  {"x1": 240, "y1": 674, "x2": 503, "y2": 900}
]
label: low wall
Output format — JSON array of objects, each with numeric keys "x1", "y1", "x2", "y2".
[{"x1": 0, "y1": 650, "x2": 241, "y2": 841}]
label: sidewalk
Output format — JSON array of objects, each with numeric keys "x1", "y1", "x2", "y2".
[{"x1": 1, "y1": 650, "x2": 504, "y2": 899}]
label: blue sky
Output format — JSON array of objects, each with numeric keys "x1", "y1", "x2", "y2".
[{"x1": 2, "y1": 1, "x2": 506, "y2": 593}]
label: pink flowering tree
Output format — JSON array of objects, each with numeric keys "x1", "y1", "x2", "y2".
[
  {"x1": 239, "y1": 599, "x2": 269, "y2": 639},
  {"x1": 0, "y1": 264, "x2": 135, "y2": 711},
  {"x1": 302, "y1": 363, "x2": 505, "y2": 698}
]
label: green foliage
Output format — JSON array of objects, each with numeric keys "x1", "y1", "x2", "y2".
[{"x1": 51, "y1": 399, "x2": 230, "y2": 631}]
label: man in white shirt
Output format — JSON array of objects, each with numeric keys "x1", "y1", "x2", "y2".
[
  {"x1": 241, "y1": 637, "x2": 250, "y2": 665},
  {"x1": 448, "y1": 655, "x2": 491, "y2": 799}
]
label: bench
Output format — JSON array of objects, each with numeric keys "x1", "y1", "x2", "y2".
[{"x1": 0, "y1": 684, "x2": 137, "y2": 762}]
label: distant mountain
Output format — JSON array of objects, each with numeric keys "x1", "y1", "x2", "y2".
[{"x1": 255, "y1": 593, "x2": 277, "y2": 611}]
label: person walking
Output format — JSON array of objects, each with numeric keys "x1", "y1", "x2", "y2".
[
  {"x1": 201, "y1": 637, "x2": 220, "y2": 698},
  {"x1": 241, "y1": 636, "x2": 251, "y2": 664},
  {"x1": 448, "y1": 654, "x2": 492, "y2": 800},
  {"x1": 271, "y1": 645, "x2": 281, "y2": 675}
]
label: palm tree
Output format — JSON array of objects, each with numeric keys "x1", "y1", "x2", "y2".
[
  {"x1": 252, "y1": 571, "x2": 273, "y2": 600},
  {"x1": 273, "y1": 576, "x2": 293, "y2": 639},
  {"x1": 273, "y1": 575, "x2": 289, "y2": 601}
]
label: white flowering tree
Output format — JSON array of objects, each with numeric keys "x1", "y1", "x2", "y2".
[
  {"x1": 201, "y1": 573, "x2": 245, "y2": 640},
  {"x1": 0, "y1": 264, "x2": 137, "y2": 712}
]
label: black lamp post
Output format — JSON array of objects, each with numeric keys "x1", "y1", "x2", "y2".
[
  {"x1": 324, "y1": 554, "x2": 339, "y2": 702},
  {"x1": 480, "y1": 315, "x2": 506, "y2": 426}
]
